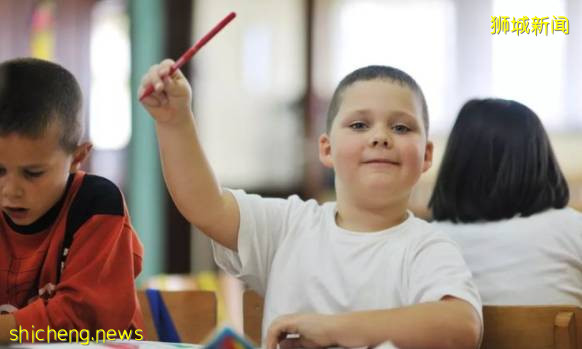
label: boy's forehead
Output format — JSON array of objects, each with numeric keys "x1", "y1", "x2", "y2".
[
  {"x1": 336, "y1": 80, "x2": 424, "y2": 121},
  {"x1": 0, "y1": 135, "x2": 66, "y2": 168},
  {"x1": 0, "y1": 124, "x2": 63, "y2": 150}
]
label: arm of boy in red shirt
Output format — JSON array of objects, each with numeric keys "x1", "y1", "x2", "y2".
[{"x1": 13, "y1": 213, "x2": 143, "y2": 337}]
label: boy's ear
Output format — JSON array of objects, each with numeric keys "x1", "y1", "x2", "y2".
[
  {"x1": 422, "y1": 140, "x2": 433, "y2": 173},
  {"x1": 70, "y1": 142, "x2": 93, "y2": 172},
  {"x1": 318, "y1": 133, "x2": 333, "y2": 169}
]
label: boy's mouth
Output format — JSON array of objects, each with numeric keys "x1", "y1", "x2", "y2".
[
  {"x1": 3, "y1": 207, "x2": 29, "y2": 220},
  {"x1": 362, "y1": 159, "x2": 399, "y2": 165}
]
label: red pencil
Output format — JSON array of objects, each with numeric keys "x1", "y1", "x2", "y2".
[{"x1": 139, "y1": 11, "x2": 236, "y2": 101}]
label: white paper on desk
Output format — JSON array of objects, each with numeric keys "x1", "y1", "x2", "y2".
[
  {"x1": 326, "y1": 341, "x2": 399, "y2": 349},
  {"x1": 374, "y1": 341, "x2": 400, "y2": 349}
]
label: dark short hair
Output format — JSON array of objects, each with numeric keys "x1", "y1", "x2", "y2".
[
  {"x1": 0, "y1": 57, "x2": 82, "y2": 152},
  {"x1": 429, "y1": 98, "x2": 569, "y2": 223},
  {"x1": 325, "y1": 65, "x2": 429, "y2": 134}
]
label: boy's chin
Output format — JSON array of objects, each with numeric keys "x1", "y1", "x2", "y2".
[
  {"x1": 357, "y1": 182, "x2": 411, "y2": 202},
  {"x1": 362, "y1": 178, "x2": 403, "y2": 192}
]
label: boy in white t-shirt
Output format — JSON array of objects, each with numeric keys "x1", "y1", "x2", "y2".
[{"x1": 139, "y1": 61, "x2": 482, "y2": 349}]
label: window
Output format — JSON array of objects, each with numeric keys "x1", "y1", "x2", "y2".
[
  {"x1": 89, "y1": 0, "x2": 131, "y2": 150},
  {"x1": 491, "y1": 0, "x2": 568, "y2": 130}
]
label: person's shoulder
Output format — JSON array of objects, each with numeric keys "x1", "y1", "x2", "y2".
[
  {"x1": 287, "y1": 193, "x2": 324, "y2": 209},
  {"x1": 57, "y1": 173, "x2": 127, "y2": 241},
  {"x1": 404, "y1": 213, "x2": 457, "y2": 245},
  {"x1": 498, "y1": 207, "x2": 582, "y2": 230},
  {"x1": 407, "y1": 214, "x2": 443, "y2": 235},
  {"x1": 285, "y1": 193, "x2": 331, "y2": 222},
  {"x1": 546, "y1": 207, "x2": 582, "y2": 220},
  {"x1": 536, "y1": 207, "x2": 582, "y2": 230},
  {"x1": 229, "y1": 188, "x2": 325, "y2": 212},
  {"x1": 70, "y1": 173, "x2": 125, "y2": 218},
  {"x1": 429, "y1": 219, "x2": 472, "y2": 238}
]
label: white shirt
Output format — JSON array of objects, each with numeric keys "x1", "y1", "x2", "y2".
[
  {"x1": 434, "y1": 208, "x2": 582, "y2": 305},
  {"x1": 213, "y1": 190, "x2": 482, "y2": 339}
]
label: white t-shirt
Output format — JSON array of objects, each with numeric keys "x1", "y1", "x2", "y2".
[
  {"x1": 433, "y1": 208, "x2": 582, "y2": 305},
  {"x1": 212, "y1": 190, "x2": 482, "y2": 338}
]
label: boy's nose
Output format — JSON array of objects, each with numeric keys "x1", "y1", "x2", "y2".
[
  {"x1": 0, "y1": 179, "x2": 24, "y2": 199},
  {"x1": 370, "y1": 134, "x2": 390, "y2": 148}
]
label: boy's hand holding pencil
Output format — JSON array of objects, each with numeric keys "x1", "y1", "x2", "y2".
[
  {"x1": 138, "y1": 11, "x2": 236, "y2": 124},
  {"x1": 138, "y1": 60, "x2": 192, "y2": 124}
]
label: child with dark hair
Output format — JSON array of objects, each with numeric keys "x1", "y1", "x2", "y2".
[
  {"x1": 430, "y1": 98, "x2": 581, "y2": 305},
  {"x1": 140, "y1": 60, "x2": 482, "y2": 349},
  {"x1": 0, "y1": 58, "x2": 144, "y2": 341}
]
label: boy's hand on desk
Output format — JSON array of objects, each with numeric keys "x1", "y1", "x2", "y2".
[
  {"x1": 266, "y1": 313, "x2": 336, "y2": 349},
  {"x1": 138, "y1": 59, "x2": 192, "y2": 124}
]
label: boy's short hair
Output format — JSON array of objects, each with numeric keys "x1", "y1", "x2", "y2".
[
  {"x1": 429, "y1": 98, "x2": 569, "y2": 223},
  {"x1": 0, "y1": 57, "x2": 82, "y2": 152},
  {"x1": 325, "y1": 65, "x2": 429, "y2": 134}
]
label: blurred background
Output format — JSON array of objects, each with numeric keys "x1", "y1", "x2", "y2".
[{"x1": 1, "y1": 0, "x2": 581, "y2": 330}]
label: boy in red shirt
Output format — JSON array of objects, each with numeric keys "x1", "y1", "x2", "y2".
[{"x1": 0, "y1": 57, "x2": 144, "y2": 342}]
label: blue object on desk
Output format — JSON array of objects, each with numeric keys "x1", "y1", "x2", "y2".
[{"x1": 145, "y1": 288, "x2": 182, "y2": 343}]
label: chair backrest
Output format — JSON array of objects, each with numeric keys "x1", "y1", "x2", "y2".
[
  {"x1": 138, "y1": 289, "x2": 217, "y2": 344},
  {"x1": 243, "y1": 289, "x2": 264, "y2": 345},
  {"x1": 482, "y1": 305, "x2": 582, "y2": 349}
]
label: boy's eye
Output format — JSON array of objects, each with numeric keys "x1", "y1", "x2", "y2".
[
  {"x1": 392, "y1": 124, "x2": 410, "y2": 134},
  {"x1": 0, "y1": 168, "x2": 5, "y2": 176},
  {"x1": 24, "y1": 170, "x2": 44, "y2": 178},
  {"x1": 349, "y1": 122, "x2": 368, "y2": 130}
]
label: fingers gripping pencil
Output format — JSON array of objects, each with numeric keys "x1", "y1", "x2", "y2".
[{"x1": 139, "y1": 11, "x2": 236, "y2": 101}]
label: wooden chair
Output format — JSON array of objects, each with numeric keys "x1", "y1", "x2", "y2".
[
  {"x1": 243, "y1": 289, "x2": 264, "y2": 345},
  {"x1": 138, "y1": 289, "x2": 217, "y2": 344},
  {"x1": 482, "y1": 305, "x2": 582, "y2": 349}
]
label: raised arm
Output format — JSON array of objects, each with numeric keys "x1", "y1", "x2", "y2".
[{"x1": 138, "y1": 59, "x2": 239, "y2": 250}]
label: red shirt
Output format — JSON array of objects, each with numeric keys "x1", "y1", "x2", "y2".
[{"x1": 0, "y1": 171, "x2": 144, "y2": 336}]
